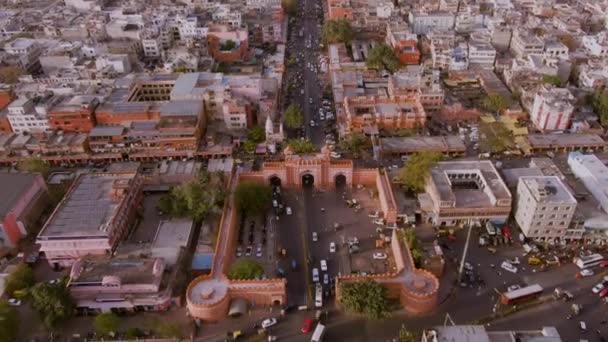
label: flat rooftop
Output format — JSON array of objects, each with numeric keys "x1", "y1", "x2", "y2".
[
  {"x1": 38, "y1": 172, "x2": 137, "y2": 238},
  {"x1": 70, "y1": 256, "x2": 160, "y2": 285},
  {"x1": 152, "y1": 219, "x2": 194, "y2": 249},
  {"x1": 0, "y1": 172, "x2": 40, "y2": 218},
  {"x1": 429, "y1": 160, "x2": 511, "y2": 208},
  {"x1": 527, "y1": 134, "x2": 607, "y2": 148},
  {"x1": 519, "y1": 176, "x2": 576, "y2": 204},
  {"x1": 424, "y1": 325, "x2": 562, "y2": 342},
  {"x1": 380, "y1": 136, "x2": 465, "y2": 154}
]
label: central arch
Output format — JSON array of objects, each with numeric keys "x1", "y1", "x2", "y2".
[
  {"x1": 269, "y1": 175, "x2": 282, "y2": 187},
  {"x1": 302, "y1": 173, "x2": 314, "y2": 188},
  {"x1": 335, "y1": 173, "x2": 347, "y2": 188}
]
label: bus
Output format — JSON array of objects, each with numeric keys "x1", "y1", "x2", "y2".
[
  {"x1": 311, "y1": 323, "x2": 326, "y2": 342},
  {"x1": 574, "y1": 254, "x2": 604, "y2": 269},
  {"x1": 501, "y1": 284, "x2": 543, "y2": 305},
  {"x1": 315, "y1": 283, "x2": 323, "y2": 308}
]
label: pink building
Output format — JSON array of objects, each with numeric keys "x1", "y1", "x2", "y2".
[
  {"x1": 36, "y1": 171, "x2": 143, "y2": 268},
  {"x1": 0, "y1": 172, "x2": 47, "y2": 247},
  {"x1": 530, "y1": 85, "x2": 574, "y2": 131},
  {"x1": 68, "y1": 256, "x2": 171, "y2": 312}
]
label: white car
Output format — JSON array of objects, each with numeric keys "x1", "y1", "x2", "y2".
[
  {"x1": 592, "y1": 283, "x2": 605, "y2": 294},
  {"x1": 320, "y1": 259, "x2": 328, "y2": 271},
  {"x1": 309, "y1": 120, "x2": 315, "y2": 127},
  {"x1": 329, "y1": 242, "x2": 336, "y2": 253},
  {"x1": 312, "y1": 268, "x2": 320, "y2": 282},
  {"x1": 507, "y1": 284, "x2": 521, "y2": 292},
  {"x1": 580, "y1": 269, "x2": 594, "y2": 277},
  {"x1": 368, "y1": 211, "x2": 380, "y2": 218},
  {"x1": 286, "y1": 206, "x2": 293, "y2": 215},
  {"x1": 373, "y1": 218, "x2": 385, "y2": 225},
  {"x1": 256, "y1": 244, "x2": 263, "y2": 258},
  {"x1": 236, "y1": 247, "x2": 242, "y2": 257},
  {"x1": 330, "y1": 152, "x2": 341, "y2": 158},
  {"x1": 373, "y1": 252, "x2": 387, "y2": 260},
  {"x1": 323, "y1": 273, "x2": 329, "y2": 285},
  {"x1": 501, "y1": 261, "x2": 518, "y2": 274},
  {"x1": 261, "y1": 318, "x2": 277, "y2": 329},
  {"x1": 312, "y1": 232, "x2": 318, "y2": 242},
  {"x1": 7, "y1": 298, "x2": 21, "y2": 306}
]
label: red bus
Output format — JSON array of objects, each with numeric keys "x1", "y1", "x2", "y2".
[{"x1": 501, "y1": 284, "x2": 543, "y2": 305}]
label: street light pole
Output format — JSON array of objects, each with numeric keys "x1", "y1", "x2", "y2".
[{"x1": 457, "y1": 221, "x2": 474, "y2": 283}]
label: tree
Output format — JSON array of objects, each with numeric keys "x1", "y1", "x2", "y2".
[
  {"x1": 5, "y1": 264, "x2": 35, "y2": 297},
  {"x1": 401, "y1": 228, "x2": 422, "y2": 267},
  {"x1": 339, "y1": 280, "x2": 389, "y2": 319},
  {"x1": 29, "y1": 280, "x2": 75, "y2": 329},
  {"x1": 281, "y1": 0, "x2": 297, "y2": 15},
  {"x1": 18, "y1": 158, "x2": 50, "y2": 178},
  {"x1": 125, "y1": 327, "x2": 144, "y2": 339},
  {"x1": 398, "y1": 325, "x2": 417, "y2": 342},
  {"x1": 479, "y1": 121, "x2": 514, "y2": 154},
  {"x1": 228, "y1": 258, "x2": 264, "y2": 280},
  {"x1": 156, "y1": 322, "x2": 183, "y2": 339},
  {"x1": 283, "y1": 104, "x2": 304, "y2": 129},
  {"x1": 483, "y1": 94, "x2": 507, "y2": 115},
  {"x1": 321, "y1": 19, "x2": 354, "y2": 45},
  {"x1": 397, "y1": 151, "x2": 443, "y2": 193},
  {"x1": 590, "y1": 89, "x2": 608, "y2": 127},
  {"x1": 339, "y1": 133, "x2": 369, "y2": 157},
  {"x1": 287, "y1": 138, "x2": 315, "y2": 154},
  {"x1": 220, "y1": 39, "x2": 236, "y2": 51},
  {"x1": 479, "y1": 3, "x2": 493, "y2": 15},
  {"x1": 0, "y1": 66, "x2": 23, "y2": 84},
  {"x1": 0, "y1": 301, "x2": 18, "y2": 341},
  {"x1": 558, "y1": 34, "x2": 578, "y2": 51},
  {"x1": 243, "y1": 126, "x2": 266, "y2": 153},
  {"x1": 158, "y1": 171, "x2": 226, "y2": 222},
  {"x1": 542, "y1": 74, "x2": 563, "y2": 87},
  {"x1": 94, "y1": 312, "x2": 120, "y2": 336},
  {"x1": 235, "y1": 181, "x2": 272, "y2": 216},
  {"x1": 365, "y1": 43, "x2": 401, "y2": 74}
]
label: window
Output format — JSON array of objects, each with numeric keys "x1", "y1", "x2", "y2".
[{"x1": 553, "y1": 206, "x2": 558, "y2": 211}]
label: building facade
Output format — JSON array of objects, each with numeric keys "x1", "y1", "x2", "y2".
[
  {"x1": 515, "y1": 176, "x2": 579, "y2": 241},
  {"x1": 530, "y1": 85, "x2": 574, "y2": 131},
  {"x1": 343, "y1": 95, "x2": 426, "y2": 134}
]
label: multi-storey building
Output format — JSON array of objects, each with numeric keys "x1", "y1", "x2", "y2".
[
  {"x1": 343, "y1": 95, "x2": 426, "y2": 134},
  {"x1": 515, "y1": 176, "x2": 579, "y2": 241},
  {"x1": 420, "y1": 160, "x2": 512, "y2": 226},
  {"x1": 388, "y1": 67, "x2": 444, "y2": 115},
  {"x1": 467, "y1": 40, "x2": 496, "y2": 70},
  {"x1": 408, "y1": 11, "x2": 455, "y2": 35},
  {"x1": 530, "y1": 85, "x2": 574, "y2": 131},
  {"x1": 3, "y1": 38, "x2": 42, "y2": 75},
  {"x1": 386, "y1": 23, "x2": 420, "y2": 65},
  {"x1": 510, "y1": 29, "x2": 544, "y2": 57},
  {"x1": 568, "y1": 152, "x2": 608, "y2": 215},
  {"x1": 582, "y1": 33, "x2": 608, "y2": 58},
  {"x1": 48, "y1": 95, "x2": 99, "y2": 133},
  {"x1": 207, "y1": 25, "x2": 249, "y2": 63},
  {"x1": 36, "y1": 170, "x2": 143, "y2": 268},
  {"x1": 6, "y1": 96, "x2": 57, "y2": 134}
]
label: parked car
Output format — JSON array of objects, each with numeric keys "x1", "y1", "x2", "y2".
[
  {"x1": 7, "y1": 298, "x2": 21, "y2": 306},
  {"x1": 320, "y1": 259, "x2": 327, "y2": 271},
  {"x1": 592, "y1": 283, "x2": 605, "y2": 294},
  {"x1": 312, "y1": 268, "x2": 319, "y2": 282},
  {"x1": 368, "y1": 211, "x2": 380, "y2": 218},
  {"x1": 286, "y1": 207, "x2": 293, "y2": 215},
  {"x1": 323, "y1": 273, "x2": 329, "y2": 285},
  {"x1": 373, "y1": 252, "x2": 387, "y2": 260},
  {"x1": 301, "y1": 319, "x2": 313, "y2": 333},
  {"x1": 261, "y1": 318, "x2": 277, "y2": 329},
  {"x1": 580, "y1": 269, "x2": 594, "y2": 277},
  {"x1": 600, "y1": 288, "x2": 608, "y2": 298},
  {"x1": 256, "y1": 245, "x2": 263, "y2": 258},
  {"x1": 329, "y1": 242, "x2": 336, "y2": 253},
  {"x1": 236, "y1": 246, "x2": 242, "y2": 257},
  {"x1": 501, "y1": 261, "x2": 518, "y2": 273},
  {"x1": 312, "y1": 232, "x2": 318, "y2": 242},
  {"x1": 245, "y1": 246, "x2": 253, "y2": 256}
]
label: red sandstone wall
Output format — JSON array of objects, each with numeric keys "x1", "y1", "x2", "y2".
[{"x1": 352, "y1": 168, "x2": 378, "y2": 186}]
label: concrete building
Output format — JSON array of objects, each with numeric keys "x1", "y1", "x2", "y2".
[
  {"x1": 515, "y1": 176, "x2": 579, "y2": 241},
  {"x1": 48, "y1": 95, "x2": 99, "y2": 133},
  {"x1": 408, "y1": 11, "x2": 455, "y2": 35},
  {"x1": 36, "y1": 170, "x2": 143, "y2": 267},
  {"x1": 421, "y1": 325, "x2": 562, "y2": 342},
  {"x1": 0, "y1": 172, "x2": 47, "y2": 247},
  {"x1": 207, "y1": 25, "x2": 249, "y2": 63},
  {"x1": 95, "y1": 54, "x2": 132, "y2": 75},
  {"x1": 568, "y1": 152, "x2": 608, "y2": 215},
  {"x1": 510, "y1": 30, "x2": 544, "y2": 57},
  {"x1": 530, "y1": 85, "x2": 574, "y2": 131},
  {"x1": 419, "y1": 160, "x2": 512, "y2": 226},
  {"x1": 6, "y1": 97, "x2": 54, "y2": 134},
  {"x1": 343, "y1": 95, "x2": 426, "y2": 134},
  {"x1": 467, "y1": 41, "x2": 496, "y2": 70},
  {"x1": 582, "y1": 34, "x2": 608, "y2": 58}
]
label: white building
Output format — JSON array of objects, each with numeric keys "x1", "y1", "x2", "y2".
[
  {"x1": 530, "y1": 85, "x2": 574, "y2": 131},
  {"x1": 578, "y1": 62, "x2": 608, "y2": 89},
  {"x1": 64, "y1": 0, "x2": 103, "y2": 11},
  {"x1": 95, "y1": 54, "x2": 132, "y2": 74},
  {"x1": 212, "y1": 5, "x2": 242, "y2": 28},
  {"x1": 515, "y1": 176, "x2": 578, "y2": 241},
  {"x1": 568, "y1": 153, "x2": 608, "y2": 215},
  {"x1": 510, "y1": 29, "x2": 544, "y2": 57},
  {"x1": 543, "y1": 41, "x2": 568, "y2": 59},
  {"x1": 582, "y1": 34, "x2": 608, "y2": 58},
  {"x1": 6, "y1": 97, "x2": 53, "y2": 134},
  {"x1": 246, "y1": 0, "x2": 280, "y2": 9},
  {"x1": 408, "y1": 11, "x2": 455, "y2": 35},
  {"x1": 468, "y1": 41, "x2": 496, "y2": 70}
]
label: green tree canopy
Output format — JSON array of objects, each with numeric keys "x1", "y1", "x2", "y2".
[
  {"x1": 5, "y1": 264, "x2": 35, "y2": 297},
  {"x1": 220, "y1": 39, "x2": 236, "y2": 51},
  {"x1": 483, "y1": 94, "x2": 507, "y2": 115},
  {"x1": 156, "y1": 322, "x2": 183, "y2": 339},
  {"x1": 321, "y1": 19, "x2": 354, "y2": 45},
  {"x1": 365, "y1": 43, "x2": 401, "y2": 74},
  {"x1": 283, "y1": 104, "x2": 304, "y2": 129},
  {"x1": 590, "y1": 89, "x2": 608, "y2": 127},
  {"x1": 243, "y1": 126, "x2": 266, "y2": 154},
  {"x1": 281, "y1": 0, "x2": 297, "y2": 15},
  {"x1": 542, "y1": 74, "x2": 563, "y2": 87},
  {"x1": 94, "y1": 312, "x2": 120, "y2": 336},
  {"x1": 339, "y1": 133, "x2": 369, "y2": 157},
  {"x1": 339, "y1": 279, "x2": 389, "y2": 319},
  {"x1": 235, "y1": 181, "x2": 272, "y2": 216},
  {"x1": 0, "y1": 66, "x2": 23, "y2": 84},
  {"x1": 228, "y1": 258, "x2": 265, "y2": 280},
  {"x1": 18, "y1": 158, "x2": 50, "y2": 178},
  {"x1": 158, "y1": 171, "x2": 226, "y2": 222},
  {"x1": 0, "y1": 301, "x2": 19, "y2": 341},
  {"x1": 29, "y1": 280, "x2": 75, "y2": 329},
  {"x1": 479, "y1": 121, "x2": 514, "y2": 154},
  {"x1": 398, "y1": 324, "x2": 417, "y2": 342},
  {"x1": 287, "y1": 138, "x2": 315, "y2": 154},
  {"x1": 397, "y1": 151, "x2": 443, "y2": 193}
]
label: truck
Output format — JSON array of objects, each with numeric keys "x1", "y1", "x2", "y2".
[{"x1": 310, "y1": 323, "x2": 326, "y2": 342}]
